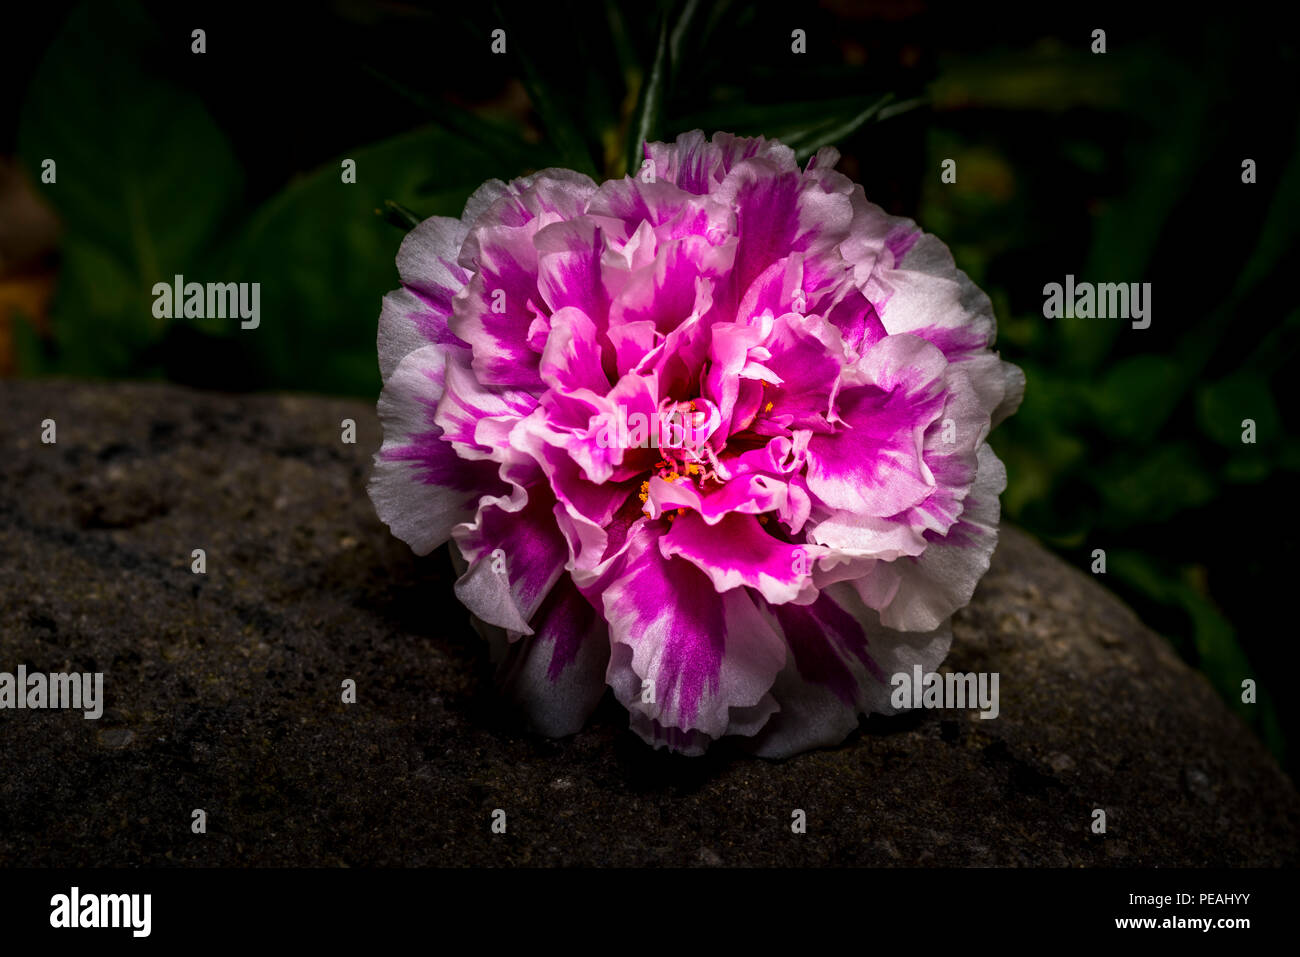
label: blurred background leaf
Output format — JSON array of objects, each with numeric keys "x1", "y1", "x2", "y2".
[
  {"x1": 227, "y1": 126, "x2": 507, "y2": 395},
  {"x1": 16, "y1": 0, "x2": 243, "y2": 376}
]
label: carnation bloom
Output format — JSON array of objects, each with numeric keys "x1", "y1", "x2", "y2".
[{"x1": 370, "y1": 131, "x2": 1023, "y2": 757}]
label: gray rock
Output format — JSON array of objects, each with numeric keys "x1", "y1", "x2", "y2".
[{"x1": 1, "y1": 379, "x2": 1296, "y2": 866}]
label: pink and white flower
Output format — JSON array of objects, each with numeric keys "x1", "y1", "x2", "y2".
[{"x1": 369, "y1": 131, "x2": 1024, "y2": 757}]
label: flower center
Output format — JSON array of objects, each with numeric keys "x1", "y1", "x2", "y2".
[{"x1": 636, "y1": 397, "x2": 725, "y2": 518}]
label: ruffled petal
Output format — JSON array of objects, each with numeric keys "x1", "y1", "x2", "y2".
[
  {"x1": 804, "y1": 334, "x2": 947, "y2": 517},
  {"x1": 489, "y1": 580, "x2": 610, "y2": 736},
  {"x1": 745, "y1": 584, "x2": 952, "y2": 758},
  {"x1": 644, "y1": 130, "x2": 797, "y2": 196},
  {"x1": 370, "y1": 345, "x2": 504, "y2": 555},
  {"x1": 860, "y1": 444, "x2": 1007, "y2": 632},
  {"x1": 659, "y1": 511, "x2": 821, "y2": 605},
  {"x1": 452, "y1": 486, "x2": 570, "y2": 634},
  {"x1": 378, "y1": 215, "x2": 471, "y2": 380},
  {"x1": 601, "y1": 523, "x2": 786, "y2": 738}
]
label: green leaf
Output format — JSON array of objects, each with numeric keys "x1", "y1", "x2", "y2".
[
  {"x1": 16, "y1": 0, "x2": 243, "y2": 372},
  {"x1": 783, "y1": 94, "x2": 903, "y2": 162},
  {"x1": 603, "y1": 0, "x2": 640, "y2": 85},
  {"x1": 1221, "y1": 455, "x2": 1272, "y2": 484},
  {"x1": 1088, "y1": 354, "x2": 1185, "y2": 442},
  {"x1": 672, "y1": 93, "x2": 906, "y2": 161},
  {"x1": 378, "y1": 200, "x2": 423, "y2": 232},
  {"x1": 51, "y1": 239, "x2": 158, "y2": 374},
  {"x1": 229, "y1": 126, "x2": 500, "y2": 396},
  {"x1": 1234, "y1": 123, "x2": 1300, "y2": 298},
  {"x1": 1096, "y1": 443, "x2": 1216, "y2": 524},
  {"x1": 493, "y1": 3, "x2": 598, "y2": 176},
  {"x1": 625, "y1": 18, "x2": 670, "y2": 177},
  {"x1": 667, "y1": 0, "x2": 705, "y2": 84},
  {"x1": 362, "y1": 64, "x2": 554, "y2": 174},
  {"x1": 1197, "y1": 373, "x2": 1280, "y2": 447}
]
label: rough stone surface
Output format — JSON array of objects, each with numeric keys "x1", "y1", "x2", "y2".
[{"x1": 1, "y1": 379, "x2": 1296, "y2": 866}]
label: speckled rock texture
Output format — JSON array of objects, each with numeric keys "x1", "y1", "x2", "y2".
[{"x1": 1, "y1": 379, "x2": 1296, "y2": 866}]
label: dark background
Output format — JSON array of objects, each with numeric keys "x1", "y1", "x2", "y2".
[{"x1": 2, "y1": 0, "x2": 1296, "y2": 771}]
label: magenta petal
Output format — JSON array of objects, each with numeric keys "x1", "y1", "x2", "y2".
[
  {"x1": 773, "y1": 588, "x2": 886, "y2": 705},
  {"x1": 865, "y1": 444, "x2": 1008, "y2": 632},
  {"x1": 539, "y1": 306, "x2": 609, "y2": 396},
  {"x1": 397, "y1": 215, "x2": 470, "y2": 306},
  {"x1": 659, "y1": 511, "x2": 819, "y2": 605},
  {"x1": 716, "y1": 156, "x2": 852, "y2": 303},
  {"x1": 433, "y1": 353, "x2": 538, "y2": 462},
  {"x1": 377, "y1": 216, "x2": 472, "y2": 380},
  {"x1": 453, "y1": 487, "x2": 570, "y2": 632},
  {"x1": 449, "y1": 228, "x2": 548, "y2": 389},
  {"x1": 535, "y1": 217, "x2": 612, "y2": 328},
  {"x1": 805, "y1": 335, "x2": 948, "y2": 517},
  {"x1": 370, "y1": 345, "x2": 506, "y2": 555},
  {"x1": 757, "y1": 312, "x2": 847, "y2": 431},
  {"x1": 646, "y1": 471, "x2": 787, "y2": 523},
  {"x1": 646, "y1": 130, "x2": 796, "y2": 195},
  {"x1": 746, "y1": 584, "x2": 952, "y2": 758},
  {"x1": 602, "y1": 524, "x2": 786, "y2": 737},
  {"x1": 492, "y1": 580, "x2": 610, "y2": 736},
  {"x1": 824, "y1": 287, "x2": 887, "y2": 358}
]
